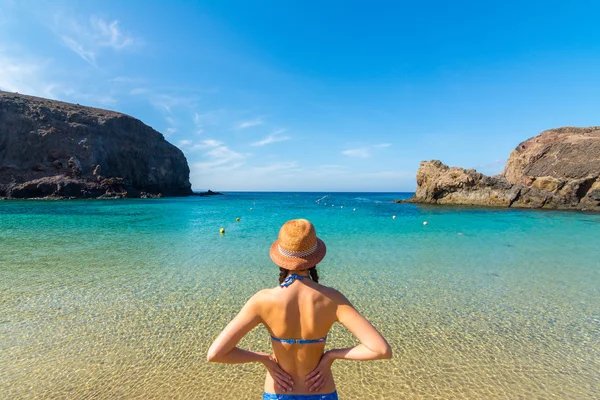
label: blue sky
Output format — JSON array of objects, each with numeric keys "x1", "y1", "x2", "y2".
[{"x1": 1, "y1": 0, "x2": 599, "y2": 191}]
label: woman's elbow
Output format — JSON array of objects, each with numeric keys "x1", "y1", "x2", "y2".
[
  {"x1": 206, "y1": 346, "x2": 221, "y2": 363},
  {"x1": 381, "y1": 345, "x2": 393, "y2": 359},
  {"x1": 377, "y1": 343, "x2": 393, "y2": 359}
]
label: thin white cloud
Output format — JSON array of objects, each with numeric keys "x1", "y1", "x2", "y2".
[
  {"x1": 251, "y1": 129, "x2": 290, "y2": 146},
  {"x1": 342, "y1": 148, "x2": 371, "y2": 158},
  {"x1": 175, "y1": 139, "x2": 213, "y2": 152},
  {"x1": 54, "y1": 14, "x2": 137, "y2": 67},
  {"x1": 342, "y1": 143, "x2": 392, "y2": 158},
  {"x1": 0, "y1": 51, "x2": 120, "y2": 106},
  {"x1": 206, "y1": 146, "x2": 244, "y2": 163},
  {"x1": 192, "y1": 112, "x2": 205, "y2": 134},
  {"x1": 190, "y1": 160, "x2": 301, "y2": 190},
  {"x1": 199, "y1": 139, "x2": 223, "y2": 148},
  {"x1": 190, "y1": 109, "x2": 231, "y2": 134},
  {"x1": 192, "y1": 139, "x2": 246, "y2": 173},
  {"x1": 0, "y1": 52, "x2": 59, "y2": 98},
  {"x1": 165, "y1": 128, "x2": 176, "y2": 136},
  {"x1": 61, "y1": 35, "x2": 97, "y2": 66},
  {"x1": 235, "y1": 118, "x2": 263, "y2": 130},
  {"x1": 192, "y1": 109, "x2": 227, "y2": 126},
  {"x1": 148, "y1": 94, "x2": 176, "y2": 114},
  {"x1": 138, "y1": 93, "x2": 202, "y2": 137},
  {"x1": 90, "y1": 17, "x2": 133, "y2": 50}
]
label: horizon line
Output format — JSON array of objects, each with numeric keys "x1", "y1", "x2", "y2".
[{"x1": 193, "y1": 189, "x2": 416, "y2": 193}]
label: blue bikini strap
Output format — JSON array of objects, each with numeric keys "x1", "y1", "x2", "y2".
[
  {"x1": 270, "y1": 335, "x2": 327, "y2": 345},
  {"x1": 280, "y1": 273, "x2": 308, "y2": 287}
]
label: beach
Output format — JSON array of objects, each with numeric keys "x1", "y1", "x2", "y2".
[{"x1": 1, "y1": 192, "x2": 599, "y2": 399}]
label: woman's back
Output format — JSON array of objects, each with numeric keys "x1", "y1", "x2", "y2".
[
  {"x1": 257, "y1": 278, "x2": 341, "y2": 394},
  {"x1": 207, "y1": 219, "x2": 391, "y2": 399}
]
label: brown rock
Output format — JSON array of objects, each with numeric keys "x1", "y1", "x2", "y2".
[
  {"x1": 581, "y1": 180, "x2": 600, "y2": 206},
  {"x1": 406, "y1": 160, "x2": 518, "y2": 207},
  {"x1": 0, "y1": 91, "x2": 194, "y2": 199},
  {"x1": 532, "y1": 176, "x2": 562, "y2": 193},
  {"x1": 503, "y1": 127, "x2": 600, "y2": 184},
  {"x1": 402, "y1": 126, "x2": 600, "y2": 211}
]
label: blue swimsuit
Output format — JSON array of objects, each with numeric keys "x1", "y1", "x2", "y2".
[
  {"x1": 263, "y1": 393, "x2": 338, "y2": 400},
  {"x1": 264, "y1": 274, "x2": 338, "y2": 400}
]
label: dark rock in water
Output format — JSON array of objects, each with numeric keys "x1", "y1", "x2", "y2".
[
  {"x1": 196, "y1": 190, "x2": 224, "y2": 196},
  {"x1": 0, "y1": 91, "x2": 193, "y2": 199},
  {"x1": 6, "y1": 176, "x2": 127, "y2": 199},
  {"x1": 400, "y1": 127, "x2": 600, "y2": 212}
]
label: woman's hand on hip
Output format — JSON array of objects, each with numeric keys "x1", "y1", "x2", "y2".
[
  {"x1": 305, "y1": 352, "x2": 334, "y2": 392},
  {"x1": 261, "y1": 354, "x2": 294, "y2": 392}
]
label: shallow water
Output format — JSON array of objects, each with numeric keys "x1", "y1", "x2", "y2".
[{"x1": 1, "y1": 192, "x2": 599, "y2": 399}]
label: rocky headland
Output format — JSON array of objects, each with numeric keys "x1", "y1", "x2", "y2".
[
  {"x1": 0, "y1": 91, "x2": 193, "y2": 199},
  {"x1": 401, "y1": 126, "x2": 600, "y2": 211}
]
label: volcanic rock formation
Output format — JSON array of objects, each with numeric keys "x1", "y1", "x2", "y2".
[
  {"x1": 0, "y1": 91, "x2": 193, "y2": 199},
  {"x1": 402, "y1": 126, "x2": 600, "y2": 211}
]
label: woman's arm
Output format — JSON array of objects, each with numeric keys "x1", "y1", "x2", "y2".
[
  {"x1": 207, "y1": 292, "x2": 295, "y2": 392},
  {"x1": 306, "y1": 293, "x2": 392, "y2": 391},
  {"x1": 206, "y1": 292, "x2": 263, "y2": 363},
  {"x1": 328, "y1": 297, "x2": 393, "y2": 360}
]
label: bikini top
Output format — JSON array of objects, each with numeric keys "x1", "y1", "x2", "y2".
[{"x1": 269, "y1": 274, "x2": 328, "y2": 345}]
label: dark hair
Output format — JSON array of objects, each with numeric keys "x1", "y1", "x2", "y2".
[{"x1": 279, "y1": 266, "x2": 319, "y2": 284}]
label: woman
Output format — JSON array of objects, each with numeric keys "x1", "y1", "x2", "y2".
[{"x1": 207, "y1": 219, "x2": 392, "y2": 399}]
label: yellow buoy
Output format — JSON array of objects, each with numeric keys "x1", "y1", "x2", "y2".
[
  {"x1": 236, "y1": 217, "x2": 240, "y2": 222},
  {"x1": 220, "y1": 228, "x2": 225, "y2": 234}
]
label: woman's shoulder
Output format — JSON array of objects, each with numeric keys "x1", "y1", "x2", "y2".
[
  {"x1": 251, "y1": 284, "x2": 350, "y2": 306},
  {"x1": 317, "y1": 284, "x2": 351, "y2": 303},
  {"x1": 249, "y1": 287, "x2": 277, "y2": 302},
  {"x1": 247, "y1": 287, "x2": 284, "y2": 305}
]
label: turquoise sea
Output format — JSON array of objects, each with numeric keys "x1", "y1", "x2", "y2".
[{"x1": 1, "y1": 192, "x2": 599, "y2": 399}]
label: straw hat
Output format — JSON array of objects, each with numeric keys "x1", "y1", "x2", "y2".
[{"x1": 270, "y1": 219, "x2": 326, "y2": 271}]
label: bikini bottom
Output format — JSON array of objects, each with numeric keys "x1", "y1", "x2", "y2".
[{"x1": 262, "y1": 391, "x2": 338, "y2": 400}]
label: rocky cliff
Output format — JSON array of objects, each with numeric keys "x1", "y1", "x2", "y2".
[
  {"x1": 402, "y1": 127, "x2": 600, "y2": 211},
  {"x1": 0, "y1": 91, "x2": 193, "y2": 199}
]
